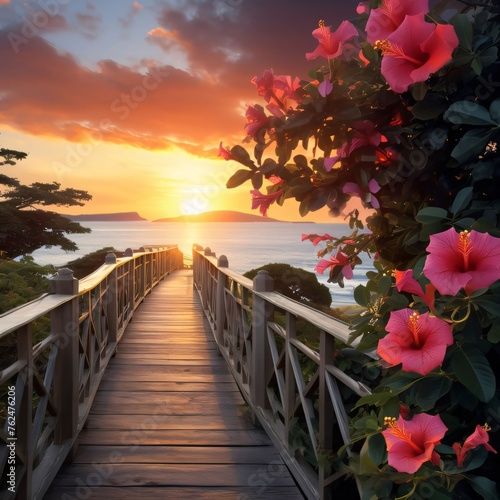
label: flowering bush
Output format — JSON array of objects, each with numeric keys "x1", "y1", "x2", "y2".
[{"x1": 221, "y1": 0, "x2": 500, "y2": 497}]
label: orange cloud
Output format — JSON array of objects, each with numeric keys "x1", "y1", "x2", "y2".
[{"x1": 0, "y1": 33, "x2": 248, "y2": 155}]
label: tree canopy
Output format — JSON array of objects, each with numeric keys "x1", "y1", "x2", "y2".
[
  {"x1": 244, "y1": 263, "x2": 332, "y2": 308},
  {"x1": 0, "y1": 146, "x2": 92, "y2": 259}
]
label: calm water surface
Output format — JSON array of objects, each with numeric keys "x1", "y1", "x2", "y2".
[{"x1": 30, "y1": 221, "x2": 373, "y2": 306}]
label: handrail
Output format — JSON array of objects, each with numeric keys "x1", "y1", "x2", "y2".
[
  {"x1": 0, "y1": 245, "x2": 183, "y2": 499},
  {"x1": 192, "y1": 245, "x2": 374, "y2": 500}
]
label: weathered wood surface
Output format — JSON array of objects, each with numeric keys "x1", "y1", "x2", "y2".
[{"x1": 44, "y1": 270, "x2": 304, "y2": 499}]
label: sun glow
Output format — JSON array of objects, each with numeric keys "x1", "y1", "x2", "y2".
[{"x1": 180, "y1": 197, "x2": 209, "y2": 215}]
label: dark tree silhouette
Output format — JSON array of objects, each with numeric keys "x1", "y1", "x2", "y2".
[{"x1": 0, "y1": 146, "x2": 92, "y2": 259}]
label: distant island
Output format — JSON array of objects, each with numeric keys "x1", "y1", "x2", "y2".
[
  {"x1": 154, "y1": 210, "x2": 283, "y2": 223},
  {"x1": 61, "y1": 210, "x2": 310, "y2": 223},
  {"x1": 63, "y1": 212, "x2": 147, "y2": 222}
]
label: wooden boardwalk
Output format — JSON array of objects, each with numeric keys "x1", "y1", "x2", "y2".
[{"x1": 44, "y1": 270, "x2": 304, "y2": 499}]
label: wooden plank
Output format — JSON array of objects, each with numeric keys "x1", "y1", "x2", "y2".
[
  {"x1": 83, "y1": 412, "x2": 257, "y2": 430},
  {"x1": 73, "y1": 445, "x2": 281, "y2": 464},
  {"x1": 89, "y1": 402, "x2": 248, "y2": 416},
  {"x1": 50, "y1": 464, "x2": 297, "y2": 488},
  {"x1": 46, "y1": 270, "x2": 303, "y2": 499},
  {"x1": 44, "y1": 486, "x2": 305, "y2": 499},
  {"x1": 77, "y1": 429, "x2": 272, "y2": 446},
  {"x1": 97, "y1": 381, "x2": 239, "y2": 392},
  {"x1": 92, "y1": 391, "x2": 245, "y2": 404}
]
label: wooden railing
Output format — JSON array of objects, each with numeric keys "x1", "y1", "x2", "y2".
[
  {"x1": 0, "y1": 245, "x2": 183, "y2": 499},
  {"x1": 193, "y1": 245, "x2": 375, "y2": 500}
]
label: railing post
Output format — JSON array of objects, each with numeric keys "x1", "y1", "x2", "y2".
[
  {"x1": 17, "y1": 324, "x2": 33, "y2": 499},
  {"x1": 51, "y1": 269, "x2": 79, "y2": 446},
  {"x1": 251, "y1": 270, "x2": 274, "y2": 410},
  {"x1": 216, "y1": 255, "x2": 228, "y2": 346},
  {"x1": 319, "y1": 330, "x2": 335, "y2": 500},
  {"x1": 105, "y1": 253, "x2": 118, "y2": 347},
  {"x1": 124, "y1": 248, "x2": 135, "y2": 317}
]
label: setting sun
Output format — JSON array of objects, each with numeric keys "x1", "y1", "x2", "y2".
[{"x1": 180, "y1": 197, "x2": 209, "y2": 215}]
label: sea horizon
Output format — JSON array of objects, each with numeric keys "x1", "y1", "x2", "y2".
[{"x1": 30, "y1": 221, "x2": 371, "y2": 307}]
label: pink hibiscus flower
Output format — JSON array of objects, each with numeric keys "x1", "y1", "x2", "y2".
[
  {"x1": 382, "y1": 413, "x2": 447, "y2": 474},
  {"x1": 379, "y1": 14, "x2": 458, "y2": 93},
  {"x1": 250, "y1": 189, "x2": 283, "y2": 217},
  {"x1": 365, "y1": 0, "x2": 429, "y2": 43},
  {"x1": 251, "y1": 69, "x2": 301, "y2": 115},
  {"x1": 244, "y1": 105, "x2": 269, "y2": 138},
  {"x1": 343, "y1": 178, "x2": 381, "y2": 209},
  {"x1": 423, "y1": 228, "x2": 500, "y2": 296},
  {"x1": 301, "y1": 233, "x2": 336, "y2": 246},
  {"x1": 325, "y1": 120, "x2": 383, "y2": 172},
  {"x1": 306, "y1": 20, "x2": 358, "y2": 61},
  {"x1": 377, "y1": 309, "x2": 453, "y2": 375},
  {"x1": 453, "y1": 424, "x2": 497, "y2": 467},
  {"x1": 218, "y1": 141, "x2": 233, "y2": 161},
  {"x1": 314, "y1": 249, "x2": 353, "y2": 280},
  {"x1": 394, "y1": 269, "x2": 435, "y2": 310}
]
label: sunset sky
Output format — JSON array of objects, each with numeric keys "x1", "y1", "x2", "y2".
[{"x1": 1, "y1": 0, "x2": 357, "y2": 222}]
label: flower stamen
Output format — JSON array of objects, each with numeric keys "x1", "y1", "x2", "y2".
[
  {"x1": 458, "y1": 230, "x2": 473, "y2": 270},
  {"x1": 408, "y1": 311, "x2": 421, "y2": 348}
]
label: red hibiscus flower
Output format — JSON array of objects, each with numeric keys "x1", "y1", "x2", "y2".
[
  {"x1": 382, "y1": 413, "x2": 447, "y2": 474},
  {"x1": 379, "y1": 14, "x2": 458, "y2": 93},
  {"x1": 365, "y1": 0, "x2": 429, "y2": 43},
  {"x1": 306, "y1": 20, "x2": 358, "y2": 61},
  {"x1": 377, "y1": 309, "x2": 453, "y2": 375},
  {"x1": 250, "y1": 189, "x2": 283, "y2": 216},
  {"x1": 453, "y1": 424, "x2": 497, "y2": 467},
  {"x1": 423, "y1": 228, "x2": 500, "y2": 296}
]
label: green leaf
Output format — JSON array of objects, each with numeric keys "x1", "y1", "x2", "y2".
[
  {"x1": 451, "y1": 347, "x2": 496, "y2": 402},
  {"x1": 411, "y1": 81, "x2": 428, "y2": 101},
  {"x1": 354, "y1": 390, "x2": 396, "y2": 410},
  {"x1": 226, "y1": 169, "x2": 253, "y2": 189},
  {"x1": 354, "y1": 284, "x2": 371, "y2": 307},
  {"x1": 450, "y1": 14, "x2": 473, "y2": 51},
  {"x1": 489, "y1": 98, "x2": 500, "y2": 124},
  {"x1": 380, "y1": 396, "x2": 401, "y2": 420},
  {"x1": 473, "y1": 296, "x2": 500, "y2": 317},
  {"x1": 478, "y1": 46, "x2": 498, "y2": 73},
  {"x1": 411, "y1": 94, "x2": 448, "y2": 120},
  {"x1": 360, "y1": 41, "x2": 379, "y2": 65},
  {"x1": 293, "y1": 154, "x2": 309, "y2": 170},
  {"x1": 450, "y1": 128, "x2": 493, "y2": 164},
  {"x1": 251, "y1": 172, "x2": 263, "y2": 190},
  {"x1": 230, "y1": 145, "x2": 253, "y2": 165},
  {"x1": 259, "y1": 158, "x2": 277, "y2": 174},
  {"x1": 415, "y1": 207, "x2": 448, "y2": 224},
  {"x1": 467, "y1": 476, "x2": 499, "y2": 498},
  {"x1": 451, "y1": 187, "x2": 473, "y2": 215},
  {"x1": 367, "y1": 432, "x2": 386, "y2": 467},
  {"x1": 414, "y1": 377, "x2": 452, "y2": 411},
  {"x1": 444, "y1": 101, "x2": 496, "y2": 126},
  {"x1": 487, "y1": 321, "x2": 500, "y2": 343}
]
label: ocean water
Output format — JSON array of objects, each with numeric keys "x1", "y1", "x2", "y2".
[{"x1": 30, "y1": 221, "x2": 373, "y2": 307}]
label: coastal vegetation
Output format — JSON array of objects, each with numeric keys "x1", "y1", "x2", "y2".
[{"x1": 221, "y1": 0, "x2": 500, "y2": 497}]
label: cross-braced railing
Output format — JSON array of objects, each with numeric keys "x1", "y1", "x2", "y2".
[
  {"x1": 193, "y1": 245, "x2": 375, "y2": 500},
  {"x1": 0, "y1": 245, "x2": 183, "y2": 499}
]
